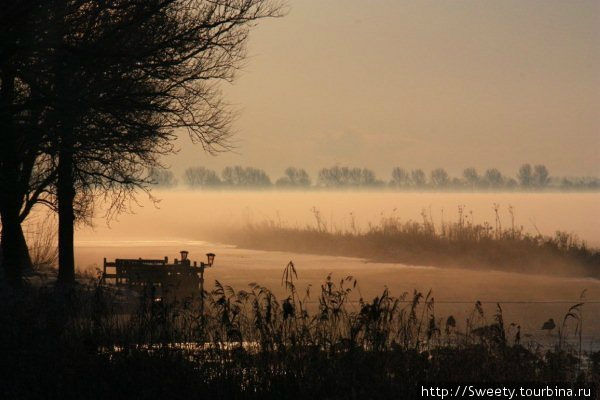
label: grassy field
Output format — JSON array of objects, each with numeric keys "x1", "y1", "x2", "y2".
[{"x1": 216, "y1": 207, "x2": 600, "y2": 278}]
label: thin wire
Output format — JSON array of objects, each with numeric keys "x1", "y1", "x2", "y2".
[{"x1": 300, "y1": 300, "x2": 600, "y2": 305}]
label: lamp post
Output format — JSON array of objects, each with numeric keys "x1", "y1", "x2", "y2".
[
  {"x1": 206, "y1": 253, "x2": 215, "y2": 267},
  {"x1": 199, "y1": 253, "x2": 216, "y2": 317},
  {"x1": 180, "y1": 250, "x2": 189, "y2": 266}
]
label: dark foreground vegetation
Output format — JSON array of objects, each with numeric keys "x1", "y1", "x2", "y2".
[
  {"x1": 151, "y1": 163, "x2": 600, "y2": 191},
  {"x1": 1, "y1": 263, "x2": 598, "y2": 399},
  {"x1": 219, "y1": 207, "x2": 600, "y2": 278}
]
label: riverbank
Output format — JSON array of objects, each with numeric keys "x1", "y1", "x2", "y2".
[{"x1": 214, "y1": 213, "x2": 600, "y2": 279}]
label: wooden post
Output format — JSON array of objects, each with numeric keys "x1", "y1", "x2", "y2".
[{"x1": 199, "y1": 263, "x2": 205, "y2": 317}]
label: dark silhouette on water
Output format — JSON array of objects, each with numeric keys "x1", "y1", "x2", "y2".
[
  {"x1": 542, "y1": 318, "x2": 556, "y2": 332},
  {"x1": 101, "y1": 251, "x2": 216, "y2": 302}
]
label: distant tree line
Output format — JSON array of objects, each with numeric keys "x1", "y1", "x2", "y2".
[{"x1": 150, "y1": 163, "x2": 600, "y2": 190}]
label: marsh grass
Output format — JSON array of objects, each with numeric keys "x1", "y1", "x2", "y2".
[
  {"x1": 1, "y1": 263, "x2": 598, "y2": 398},
  {"x1": 26, "y1": 215, "x2": 58, "y2": 274},
  {"x1": 221, "y1": 206, "x2": 600, "y2": 278}
]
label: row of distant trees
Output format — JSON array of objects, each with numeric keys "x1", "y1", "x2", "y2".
[{"x1": 150, "y1": 164, "x2": 600, "y2": 190}]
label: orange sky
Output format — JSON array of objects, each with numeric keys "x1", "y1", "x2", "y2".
[{"x1": 167, "y1": 0, "x2": 600, "y2": 179}]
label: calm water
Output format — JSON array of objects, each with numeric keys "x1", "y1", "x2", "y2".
[{"x1": 48, "y1": 190, "x2": 600, "y2": 348}]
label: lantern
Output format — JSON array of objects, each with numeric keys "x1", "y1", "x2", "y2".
[{"x1": 206, "y1": 253, "x2": 215, "y2": 267}]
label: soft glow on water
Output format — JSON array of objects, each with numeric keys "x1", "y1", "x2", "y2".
[
  {"x1": 25, "y1": 190, "x2": 600, "y2": 346},
  {"x1": 75, "y1": 191, "x2": 600, "y2": 245}
]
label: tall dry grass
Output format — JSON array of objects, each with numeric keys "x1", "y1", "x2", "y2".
[
  {"x1": 25, "y1": 214, "x2": 58, "y2": 274},
  {"x1": 218, "y1": 206, "x2": 600, "y2": 278},
  {"x1": 1, "y1": 263, "x2": 597, "y2": 398}
]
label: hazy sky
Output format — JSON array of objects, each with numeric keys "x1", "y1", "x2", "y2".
[{"x1": 168, "y1": 0, "x2": 600, "y2": 179}]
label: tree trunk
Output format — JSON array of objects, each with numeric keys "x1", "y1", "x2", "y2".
[
  {"x1": 0, "y1": 67, "x2": 32, "y2": 286},
  {"x1": 54, "y1": 0, "x2": 76, "y2": 286},
  {"x1": 0, "y1": 208, "x2": 32, "y2": 287},
  {"x1": 57, "y1": 130, "x2": 76, "y2": 285}
]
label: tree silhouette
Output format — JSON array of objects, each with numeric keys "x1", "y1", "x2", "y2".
[
  {"x1": 0, "y1": 1, "x2": 57, "y2": 285},
  {"x1": 222, "y1": 166, "x2": 272, "y2": 187},
  {"x1": 184, "y1": 167, "x2": 222, "y2": 188},
  {"x1": 411, "y1": 169, "x2": 426, "y2": 187},
  {"x1": 517, "y1": 164, "x2": 533, "y2": 187},
  {"x1": 463, "y1": 167, "x2": 479, "y2": 189},
  {"x1": 149, "y1": 168, "x2": 178, "y2": 188},
  {"x1": 532, "y1": 165, "x2": 550, "y2": 188},
  {"x1": 317, "y1": 166, "x2": 380, "y2": 187},
  {"x1": 0, "y1": 0, "x2": 282, "y2": 285},
  {"x1": 484, "y1": 168, "x2": 504, "y2": 188},
  {"x1": 391, "y1": 167, "x2": 410, "y2": 187},
  {"x1": 276, "y1": 167, "x2": 311, "y2": 187},
  {"x1": 430, "y1": 168, "x2": 449, "y2": 188},
  {"x1": 52, "y1": 0, "x2": 279, "y2": 283}
]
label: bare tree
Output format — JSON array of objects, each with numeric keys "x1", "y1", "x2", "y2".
[
  {"x1": 222, "y1": 166, "x2": 272, "y2": 187},
  {"x1": 56, "y1": 0, "x2": 281, "y2": 283},
  {"x1": 391, "y1": 167, "x2": 410, "y2": 187},
  {"x1": 462, "y1": 167, "x2": 479, "y2": 189},
  {"x1": 149, "y1": 168, "x2": 178, "y2": 188},
  {"x1": 410, "y1": 169, "x2": 426, "y2": 187},
  {"x1": 484, "y1": 168, "x2": 504, "y2": 188},
  {"x1": 517, "y1": 164, "x2": 533, "y2": 187},
  {"x1": 317, "y1": 166, "x2": 379, "y2": 187},
  {"x1": 0, "y1": 1, "x2": 58, "y2": 285},
  {"x1": 276, "y1": 167, "x2": 311, "y2": 187},
  {"x1": 430, "y1": 168, "x2": 449, "y2": 188},
  {"x1": 1, "y1": 0, "x2": 282, "y2": 285},
  {"x1": 184, "y1": 167, "x2": 222, "y2": 188},
  {"x1": 532, "y1": 165, "x2": 550, "y2": 188}
]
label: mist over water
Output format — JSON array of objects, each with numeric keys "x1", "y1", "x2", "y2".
[
  {"x1": 56, "y1": 190, "x2": 600, "y2": 346},
  {"x1": 75, "y1": 190, "x2": 600, "y2": 245}
]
